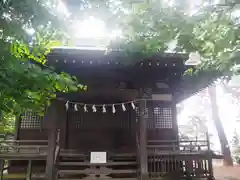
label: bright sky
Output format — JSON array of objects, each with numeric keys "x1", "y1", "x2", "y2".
[
  {"x1": 70, "y1": 17, "x2": 122, "y2": 40},
  {"x1": 55, "y1": 0, "x2": 239, "y2": 47},
  {"x1": 56, "y1": 1, "x2": 122, "y2": 42}
]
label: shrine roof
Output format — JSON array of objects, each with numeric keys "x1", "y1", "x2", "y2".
[
  {"x1": 46, "y1": 46, "x2": 219, "y2": 102},
  {"x1": 47, "y1": 46, "x2": 189, "y2": 68}
]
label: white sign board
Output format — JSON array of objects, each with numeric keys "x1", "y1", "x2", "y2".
[{"x1": 90, "y1": 152, "x2": 107, "y2": 164}]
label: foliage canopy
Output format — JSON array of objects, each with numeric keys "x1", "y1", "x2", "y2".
[
  {"x1": 0, "y1": 0, "x2": 85, "y2": 128},
  {"x1": 0, "y1": 0, "x2": 240, "y2": 131},
  {"x1": 63, "y1": 0, "x2": 240, "y2": 73}
]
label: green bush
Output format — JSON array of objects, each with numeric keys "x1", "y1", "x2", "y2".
[{"x1": 233, "y1": 154, "x2": 240, "y2": 164}]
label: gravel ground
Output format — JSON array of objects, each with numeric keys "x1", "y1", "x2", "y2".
[{"x1": 214, "y1": 166, "x2": 240, "y2": 180}]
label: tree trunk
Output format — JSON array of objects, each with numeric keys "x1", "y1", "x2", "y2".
[{"x1": 208, "y1": 85, "x2": 233, "y2": 166}]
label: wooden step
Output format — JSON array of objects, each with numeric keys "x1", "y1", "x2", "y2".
[
  {"x1": 112, "y1": 153, "x2": 136, "y2": 157},
  {"x1": 59, "y1": 178, "x2": 137, "y2": 180},
  {"x1": 60, "y1": 153, "x2": 136, "y2": 158},
  {"x1": 59, "y1": 169, "x2": 137, "y2": 175},
  {"x1": 60, "y1": 152, "x2": 86, "y2": 157},
  {"x1": 59, "y1": 161, "x2": 137, "y2": 166}
]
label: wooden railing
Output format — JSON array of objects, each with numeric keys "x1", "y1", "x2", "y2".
[
  {"x1": 0, "y1": 138, "x2": 216, "y2": 180},
  {"x1": 147, "y1": 153, "x2": 212, "y2": 179},
  {"x1": 147, "y1": 140, "x2": 210, "y2": 152},
  {"x1": 147, "y1": 139, "x2": 214, "y2": 179},
  {"x1": 0, "y1": 140, "x2": 48, "y2": 155},
  {"x1": 0, "y1": 140, "x2": 49, "y2": 180}
]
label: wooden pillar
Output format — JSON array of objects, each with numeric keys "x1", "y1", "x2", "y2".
[
  {"x1": 171, "y1": 97, "x2": 178, "y2": 140},
  {"x1": 14, "y1": 116, "x2": 21, "y2": 140},
  {"x1": 171, "y1": 96, "x2": 179, "y2": 152},
  {"x1": 26, "y1": 160, "x2": 32, "y2": 180},
  {"x1": 0, "y1": 159, "x2": 4, "y2": 180},
  {"x1": 206, "y1": 132, "x2": 214, "y2": 179},
  {"x1": 139, "y1": 99, "x2": 148, "y2": 180},
  {"x1": 45, "y1": 100, "x2": 59, "y2": 180},
  {"x1": 58, "y1": 101, "x2": 67, "y2": 149}
]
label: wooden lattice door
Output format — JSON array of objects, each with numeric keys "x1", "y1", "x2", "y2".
[
  {"x1": 148, "y1": 101, "x2": 177, "y2": 141},
  {"x1": 136, "y1": 101, "x2": 177, "y2": 141},
  {"x1": 66, "y1": 108, "x2": 136, "y2": 152}
]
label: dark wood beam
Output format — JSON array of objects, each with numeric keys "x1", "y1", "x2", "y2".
[
  {"x1": 26, "y1": 160, "x2": 32, "y2": 180},
  {"x1": 171, "y1": 97, "x2": 178, "y2": 141},
  {"x1": 45, "y1": 100, "x2": 59, "y2": 180},
  {"x1": 58, "y1": 101, "x2": 67, "y2": 149},
  {"x1": 139, "y1": 99, "x2": 148, "y2": 180},
  {"x1": 14, "y1": 116, "x2": 21, "y2": 140},
  {"x1": 0, "y1": 160, "x2": 4, "y2": 180}
]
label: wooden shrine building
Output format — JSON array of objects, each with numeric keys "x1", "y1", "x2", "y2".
[{"x1": 0, "y1": 47, "x2": 220, "y2": 180}]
